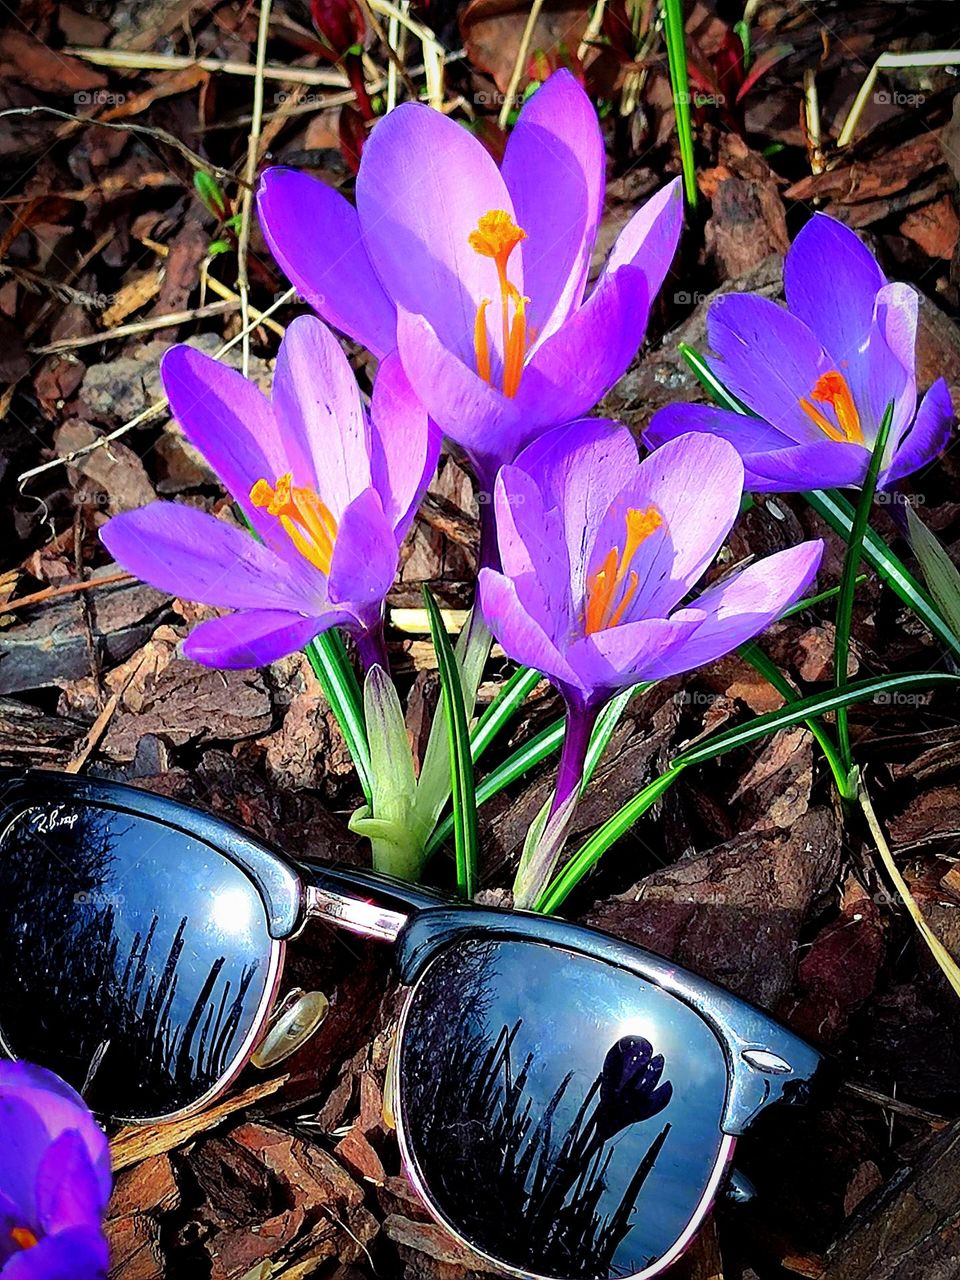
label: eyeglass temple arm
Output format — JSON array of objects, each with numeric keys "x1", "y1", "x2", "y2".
[{"x1": 294, "y1": 860, "x2": 453, "y2": 943}]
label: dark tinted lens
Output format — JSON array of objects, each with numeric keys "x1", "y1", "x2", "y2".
[
  {"x1": 399, "y1": 938, "x2": 729, "y2": 1280},
  {"x1": 0, "y1": 799, "x2": 276, "y2": 1120}
]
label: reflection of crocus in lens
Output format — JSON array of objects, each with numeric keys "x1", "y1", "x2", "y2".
[
  {"x1": 0, "y1": 1062, "x2": 111, "y2": 1278},
  {"x1": 479, "y1": 420, "x2": 823, "y2": 906},
  {"x1": 596, "y1": 1036, "x2": 673, "y2": 1141},
  {"x1": 258, "y1": 71, "x2": 683, "y2": 555},
  {"x1": 645, "y1": 214, "x2": 954, "y2": 492},
  {"x1": 101, "y1": 316, "x2": 438, "y2": 672}
]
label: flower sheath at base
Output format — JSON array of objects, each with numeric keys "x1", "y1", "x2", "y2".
[
  {"x1": 257, "y1": 70, "x2": 684, "y2": 547},
  {"x1": 478, "y1": 421, "x2": 823, "y2": 906},
  {"x1": 0, "y1": 1062, "x2": 111, "y2": 1279},
  {"x1": 101, "y1": 315, "x2": 439, "y2": 671},
  {"x1": 644, "y1": 213, "x2": 954, "y2": 492}
]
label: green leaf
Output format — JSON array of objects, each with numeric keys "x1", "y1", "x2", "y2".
[
  {"x1": 536, "y1": 766, "x2": 684, "y2": 914},
  {"x1": 677, "y1": 342, "x2": 960, "y2": 663},
  {"x1": 193, "y1": 170, "x2": 227, "y2": 217},
  {"x1": 304, "y1": 631, "x2": 372, "y2": 806},
  {"x1": 676, "y1": 670, "x2": 959, "y2": 768},
  {"x1": 833, "y1": 405, "x2": 893, "y2": 774},
  {"x1": 349, "y1": 665, "x2": 423, "y2": 880},
  {"x1": 903, "y1": 503, "x2": 960, "y2": 644},
  {"x1": 470, "y1": 665, "x2": 542, "y2": 763},
  {"x1": 538, "y1": 669, "x2": 959, "y2": 913},
  {"x1": 662, "y1": 0, "x2": 698, "y2": 206},
  {"x1": 207, "y1": 239, "x2": 232, "y2": 256},
  {"x1": 423, "y1": 588, "x2": 479, "y2": 899}
]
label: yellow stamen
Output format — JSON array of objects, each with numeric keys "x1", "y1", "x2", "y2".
[
  {"x1": 250, "y1": 471, "x2": 338, "y2": 575},
  {"x1": 584, "y1": 506, "x2": 664, "y2": 635},
  {"x1": 11, "y1": 1227, "x2": 38, "y2": 1250},
  {"x1": 469, "y1": 210, "x2": 528, "y2": 398},
  {"x1": 799, "y1": 370, "x2": 864, "y2": 444}
]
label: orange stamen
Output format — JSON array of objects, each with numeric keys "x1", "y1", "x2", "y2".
[
  {"x1": 799, "y1": 370, "x2": 864, "y2": 444},
  {"x1": 250, "y1": 471, "x2": 338, "y2": 575},
  {"x1": 584, "y1": 506, "x2": 664, "y2": 635},
  {"x1": 474, "y1": 298, "x2": 491, "y2": 385},
  {"x1": 10, "y1": 1228, "x2": 38, "y2": 1250},
  {"x1": 469, "y1": 210, "x2": 528, "y2": 397}
]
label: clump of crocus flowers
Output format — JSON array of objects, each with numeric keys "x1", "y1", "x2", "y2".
[
  {"x1": 101, "y1": 71, "x2": 952, "y2": 912},
  {"x1": 0, "y1": 1062, "x2": 111, "y2": 1278}
]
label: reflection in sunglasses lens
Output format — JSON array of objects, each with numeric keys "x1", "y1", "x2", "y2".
[
  {"x1": 0, "y1": 800, "x2": 276, "y2": 1120},
  {"x1": 399, "y1": 938, "x2": 730, "y2": 1280}
]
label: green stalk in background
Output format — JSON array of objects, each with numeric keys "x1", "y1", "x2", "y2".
[{"x1": 662, "y1": 0, "x2": 698, "y2": 206}]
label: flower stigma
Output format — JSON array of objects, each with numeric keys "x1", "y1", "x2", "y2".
[
  {"x1": 469, "y1": 210, "x2": 528, "y2": 398},
  {"x1": 584, "y1": 506, "x2": 664, "y2": 634},
  {"x1": 250, "y1": 473, "x2": 338, "y2": 574},
  {"x1": 10, "y1": 1227, "x2": 38, "y2": 1250},
  {"x1": 799, "y1": 370, "x2": 864, "y2": 444}
]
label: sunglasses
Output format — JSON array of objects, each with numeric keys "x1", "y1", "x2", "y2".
[{"x1": 0, "y1": 769, "x2": 821, "y2": 1280}]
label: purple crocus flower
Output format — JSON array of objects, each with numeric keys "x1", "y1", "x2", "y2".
[
  {"x1": 644, "y1": 213, "x2": 953, "y2": 492},
  {"x1": 478, "y1": 420, "x2": 823, "y2": 905},
  {"x1": 0, "y1": 1062, "x2": 111, "y2": 1278},
  {"x1": 101, "y1": 316, "x2": 438, "y2": 671},
  {"x1": 257, "y1": 71, "x2": 683, "y2": 517}
]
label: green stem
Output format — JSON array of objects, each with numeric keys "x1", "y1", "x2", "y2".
[{"x1": 833, "y1": 407, "x2": 893, "y2": 780}]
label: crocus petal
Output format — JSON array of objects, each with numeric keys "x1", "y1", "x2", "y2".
[
  {"x1": 272, "y1": 314, "x2": 371, "y2": 519},
  {"x1": 600, "y1": 177, "x2": 684, "y2": 304},
  {"x1": 357, "y1": 103, "x2": 519, "y2": 365},
  {"x1": 660, "y1": 540, "x2": 824, "y2": 676},
  {"x1": 2, "y1": 1226, "x2": 108, "y2": 1280},
  {"x1": 0, "y1": 1065, "x2": 110, "y2": 1206},
  {"x1": 644, "y1": 402, "x2": 797, "y2": 456},
  {"x1": 501, "y1": 70, "x2": 604, "y2": 344},
  {"x1": 784, "y1": 214, "x2": 886, "y2": 362},
  {"x1": 183, "y1": 609, "x2": 335, "y2": 668},
  {"x1": 740, "y1": 440, "x2": 870, "y2": 492},
  {"x1": 0, "y1": 1097, "x2": 47, "y2": 1223},
  {"x1": 511, "y1": 419, "x2": 639, "y2": 606},
  {"x1": 479, "y1": 569, "x2": 586, "y2": 697},
  {"x1": 101, "y1": 504, "x2": 322, "y2": 613},
  {"x1": 257, "y1": 168, "x2": 397, "y2": 358},
  {"x1": 567, "y1": 614, "x2": 701, "y2": 693},
  {"x1": 396, "y1": 307, "x2": 523, "y2": 482},
  {"x1": 882, "y1": 377, "x2": 954, "y2": 487},
  {"x1": 369, "y1": 352, "x2": 440, "y2": 539},
  {"x1": 493, "y1": 464, "x2": 572, "y2": 629},
  {"x1": 35, "y1": 1132, "x2": 106, "y2": 1235},
  {"x1": 517, "y1": 266, "x2": 650, "y2": 427},
  {"x1": 326, "y1": 488, "x2": 397, "y2": 621},
  {"x1": 160, "y1": 345, "x2": 285, "y2": 547},
  {"x1": 707, "y1": 293, "x2": 833, "y2": 443},
  {"x1": 627, "y1": 432, "x2": 745, "y2": 617}
]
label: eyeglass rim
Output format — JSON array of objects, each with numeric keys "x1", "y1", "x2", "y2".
[{"x1": 390, "y1": 953, "x2": 739, "y2": 1280}]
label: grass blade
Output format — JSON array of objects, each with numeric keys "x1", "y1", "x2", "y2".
[
  {"x1": 903, "y1": 502, "x2": 960, "y2": 645},
  {"x1": 833, "y1": 406, "x2": 893, "y2": 775},
  {"x1": 662, "y1": 0, "x2": 698, "y2": 206},
  {"x1": 423, "y1": 587, "x2": 478, "y2": 899},
  {"x1": 471, "y1": 665, "x2": 543, "y2": 764},
  {"x1": 304, "y1": 631, "x2": 372, "y2": 806},
  {"x1": 676, "y1": 670, "x2": 959, "y2": 768}
]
